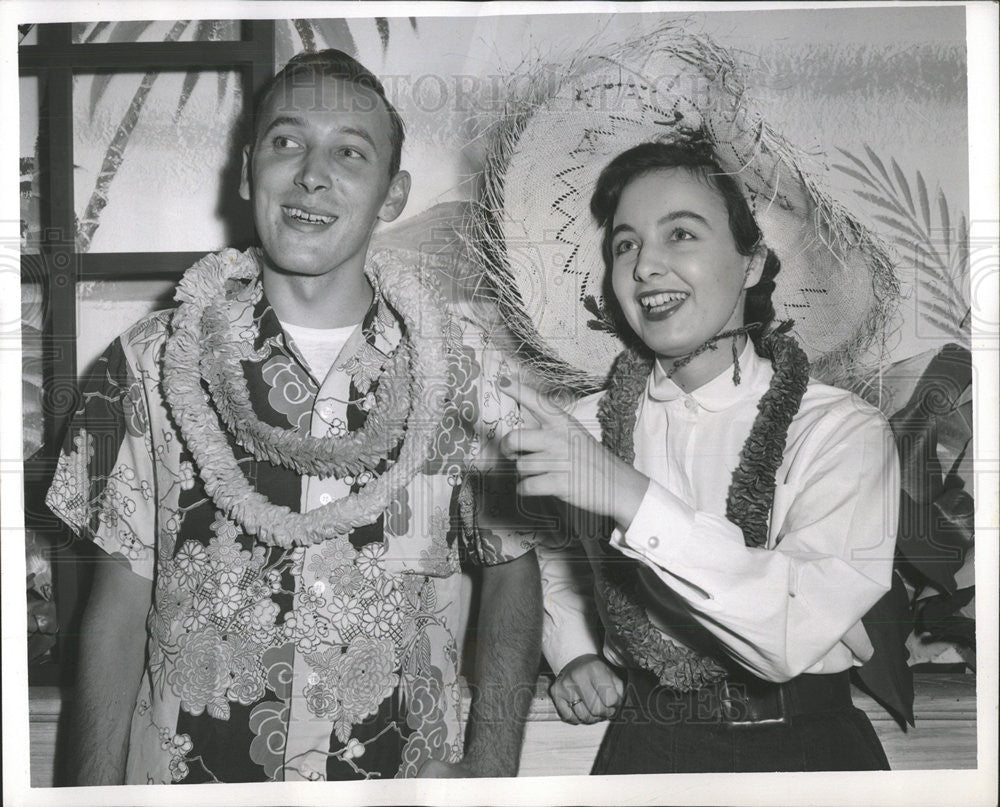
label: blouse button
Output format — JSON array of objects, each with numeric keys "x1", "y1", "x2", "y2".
[
  {"x1": 648, "y1": 536, "x2": 659, "y2": 549},
  {"x1": 684, "y1": 397, "x2": 697, "y2": 411},
  {"x1": 318, "y1": 493, "x2": 332, "y2": 505}
]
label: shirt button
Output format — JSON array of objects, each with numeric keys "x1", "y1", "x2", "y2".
[
  {"x1": 684, "y1": 398, "x2": 697, "y2": 411},
  {"x1": 648, "y1": 535, "x2": 659, "y2": 549},
  {"x1": 318, "y1": 493, "x2": 332, "y2": 505}
]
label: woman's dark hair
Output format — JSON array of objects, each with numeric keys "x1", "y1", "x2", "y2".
[{"x1": 590, "y1": 140, "x2": 781, "y2": 345}]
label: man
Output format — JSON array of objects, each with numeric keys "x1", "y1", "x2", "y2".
[{"x1": 46, "y1": 49, "x2": 541, "y2": 784}]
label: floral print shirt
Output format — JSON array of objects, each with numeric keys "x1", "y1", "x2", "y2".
[{"x1": 46, "y1": 252, "x2": 535, "y2": 783}]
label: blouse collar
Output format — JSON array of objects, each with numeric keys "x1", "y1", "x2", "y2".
[{"x1": 647, "y1": 339, "x2": 773, "y2": 412}]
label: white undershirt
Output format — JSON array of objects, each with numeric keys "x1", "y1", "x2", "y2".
[{"x1": 280, "y1": 320, "x2": 358, "y2": 383}]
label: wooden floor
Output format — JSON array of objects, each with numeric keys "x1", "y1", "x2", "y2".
[{"x1": 27, "y1": 674, "x2": 976, "y2": 786}]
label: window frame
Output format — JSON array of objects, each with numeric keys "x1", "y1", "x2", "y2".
[{"x1": 19, "y1": 20, "x2": 276, "y2": 685}]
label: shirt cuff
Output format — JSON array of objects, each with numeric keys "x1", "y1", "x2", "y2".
[
  {"x1": 539, "y1": 555, "x2": 603, "y2": 673},
  {"x1": 543, "y1": 608, "x2": 603, "y2": 674},
  {"x1": 611, "y1": 479, "x2": 697, "y2": 560}
]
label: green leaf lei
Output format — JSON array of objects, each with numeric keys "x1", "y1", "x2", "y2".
[{"x1": 595, "y1": 328, "x2": 810, "y2": 691}]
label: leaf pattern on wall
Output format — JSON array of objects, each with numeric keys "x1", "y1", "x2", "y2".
[
  {"x1": 834, "y1": 147, "x2": 970, "y2": 342},
  {"x1": 883, "y1": 343, "x2": 975, "y2": 672},
  {"x1": 835, "y1": 148, "x2": 977, "y2": 673},
  {"x1": 175, "y1": 20, "x2": 235, "y2": 121},
  {"x1": 87, "y1": 21, "x2": 157, "y2": 120},
  {"x1": 77, "y1": 20, "x2": 192, "y2": 253},
  {"x1": 281, "y1": 17, "x2": 418, "y2": 62}
]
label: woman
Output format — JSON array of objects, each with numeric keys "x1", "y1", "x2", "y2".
[{"x1": 501, "y1": 139, "x2": 899, "y2": 773}]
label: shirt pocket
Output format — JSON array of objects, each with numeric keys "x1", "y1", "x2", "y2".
[{"x1": 380, "y1": 473, "x2": 462, "y2": 579}]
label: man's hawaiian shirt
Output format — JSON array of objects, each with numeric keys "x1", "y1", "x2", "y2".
[{"x1": 46, "y1": 249, "x2": 536, "y2": 783}]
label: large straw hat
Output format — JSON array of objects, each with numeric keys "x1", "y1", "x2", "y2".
[{"x1": 469, "y1": 24, "x2": 899, "y2": 392}]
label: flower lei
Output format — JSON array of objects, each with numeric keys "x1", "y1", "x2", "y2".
[
  {"x1": 203, "y1": 309, "x2": 414, "y2": 479},
  {"x1": 198, "y1": 259, "x2": 414, "y2": 479},
  {"x1": 162, "y1": 248, "x2": 450, "y2": 548},
  {"x1": 596, "y1": 327, "x2": 810, "y2": 691}
]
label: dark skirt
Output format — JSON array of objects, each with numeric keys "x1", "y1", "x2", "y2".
[{"x1": 591, "y1": 668, "x2": 890, "y2": 775}]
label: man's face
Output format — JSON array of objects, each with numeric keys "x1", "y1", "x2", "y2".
[{"x1": 240, "y1": 74, "x2": 409, "y2": 279}]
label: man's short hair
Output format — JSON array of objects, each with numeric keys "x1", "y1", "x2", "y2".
[{"x1": 251, "y1": 49, "x2": 405, "y2": 177}]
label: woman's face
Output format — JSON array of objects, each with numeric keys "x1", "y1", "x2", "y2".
[{"x1": 610, "y1": 167, "x2": 763, "y2": 361}]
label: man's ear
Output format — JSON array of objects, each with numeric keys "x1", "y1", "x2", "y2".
[
  {"x1": 377, "y1": 170, "x2": 411, "y2": 223},
  {"x1": 239, "y1": 145, "x2": 251, "y2": 201},
  {"x1": 743, "y1": 242, "x2": 767, "y2": 289}
]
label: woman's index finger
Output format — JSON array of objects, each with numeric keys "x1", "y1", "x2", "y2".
[{"x1": 498, "y1": 372, "x2": 568, "y2": 426}]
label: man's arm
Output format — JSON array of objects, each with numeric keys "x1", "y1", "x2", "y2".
[
  {"x1": 421, "y1": 550, "x2": 541, "y2": 778},
  {"x1": 66, "y1": 555, "x2": 151, "y2": 785},
  {"x1": 464, "y1": 550, "x2": 541, "y2": 776}
]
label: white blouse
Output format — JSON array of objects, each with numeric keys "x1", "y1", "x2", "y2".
[{"x1": 539, "y1": 341, "x2": 899, "y2": 682}]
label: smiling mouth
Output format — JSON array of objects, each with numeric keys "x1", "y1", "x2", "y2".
[
  {"x1": 282, "y1": 206, "x2": 337, "y2": 225},
  {"x1": 639, "y1": 291, "x2": 689, "y2": 318}
]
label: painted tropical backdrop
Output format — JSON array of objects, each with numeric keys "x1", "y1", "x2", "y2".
[{"x1": 20, "y1": 8, "x2": 975, "y2": 681}]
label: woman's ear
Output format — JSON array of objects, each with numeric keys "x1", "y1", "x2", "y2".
[{"x1": 743, "y1": 242, "x2": 768, "y2": 289}]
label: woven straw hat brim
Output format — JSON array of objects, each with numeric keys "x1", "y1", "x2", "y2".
[{"x1": 470, "y1": 25, "x2": 899, "y2": 392}]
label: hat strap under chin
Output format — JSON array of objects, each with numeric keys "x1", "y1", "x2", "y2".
[{"x1": 665, "y1": 323, "x2": 759, "y2": 385}]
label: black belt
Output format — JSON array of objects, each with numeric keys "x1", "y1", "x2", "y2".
[{"x1": 621, "y1": 668, "x2": 854, "y2": 728}]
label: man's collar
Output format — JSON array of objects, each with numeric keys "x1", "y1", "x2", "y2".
[
  {"x1": 250, "y1": 276, "x2": 385, "y2": 354},
  {"x1": 648, "y1": 340, "x2": 772, "y2": 412},
  {"x1": 254, "y1": 286, "x2": 283, "y2": 351}
]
